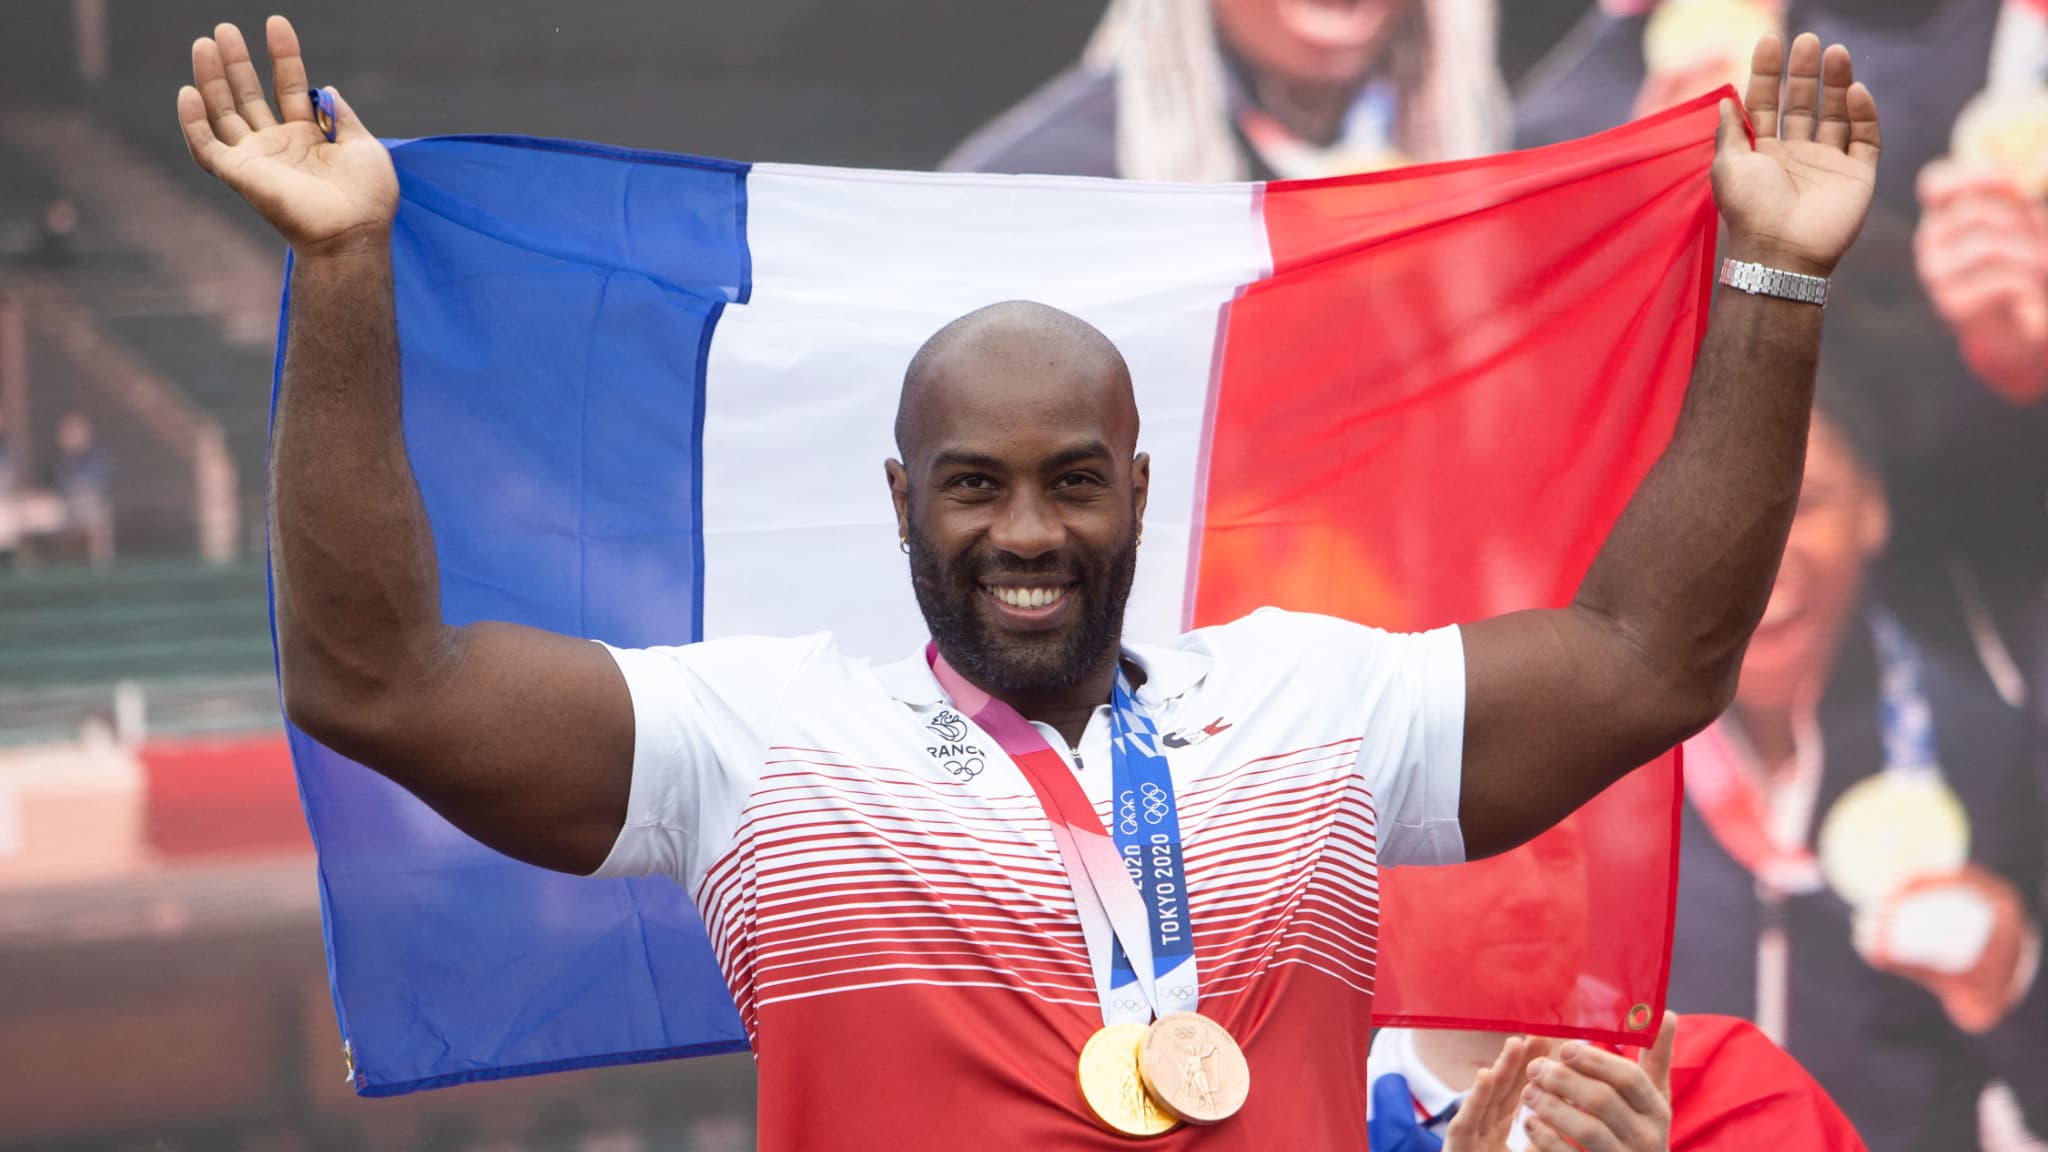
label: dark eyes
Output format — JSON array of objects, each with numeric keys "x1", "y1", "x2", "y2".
[{"x1": 944, "y1": 472, "x2": 1104, "y2": 492}]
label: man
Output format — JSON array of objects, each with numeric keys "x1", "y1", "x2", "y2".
[
  {"x1": 943, "y1": 0, "x2": 1506, "y2": 180},
  {"x1": 1670, "y1": 390, "x2": 2048, "y2": 1151},
  {"x1": 177, "y1": 18, "x2": 1879, "y2": 1150}
]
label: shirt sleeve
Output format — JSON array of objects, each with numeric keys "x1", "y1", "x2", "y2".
[
  {"x1": 1222, "y1": 608, "x2": 1465, "y2": 867},
  {"x1": 1348, "y1": 621, "x2": 1467, "y2": 868},
  {"x1": 587, "y1": 633, "x2": 825, "y2": 888}
]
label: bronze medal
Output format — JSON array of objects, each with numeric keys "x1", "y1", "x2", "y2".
[
  {"x1": 1078, "y1": 1024, "x2": 1181, "y2": 1138},
  {"x1": 1137, "y1": 1012, "x2": 1250, "y2": 1125}
]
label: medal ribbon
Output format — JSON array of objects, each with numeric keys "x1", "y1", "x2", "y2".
[
  {"x1": 1108, "y1": 663, "x2": 1199, "y2": 1018},
  {"x1": 1687, "y1": 608, "x2": 1947, "y2": 894},
  {"x1": 928, "y1": 646, "x2": 1197, "y2": 1025}
]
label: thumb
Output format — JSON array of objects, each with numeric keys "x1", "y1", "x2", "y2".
[
  {"x1": 1716, "y1": 98, "x2": 1752, "y2": 157},
  {"x1": 1640, "y1": 1010, "x2": 1679, "y2": 1100},
  {"x1": 324, "y1": 86, "x2": 374, "y2": 145}
]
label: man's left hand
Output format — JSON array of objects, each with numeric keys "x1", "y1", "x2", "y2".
[
  {"x1": 1713, "y1": 33, "x2": 1881, "y2": 276},
  {"x1": 1522, "y1": 1011, "x2": 1677, "y2": 1152}
]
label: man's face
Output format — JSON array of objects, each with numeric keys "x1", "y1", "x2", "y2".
[
  {"x1": 889, "y1": 343, "x2": 1148, "y2": 699},
  {"x1": 1736, "y1": 414, "x2": 1888, "y2": 714},
  {"x1": 1211, "y1": 0, "x2": 1407, "y2": 89}
]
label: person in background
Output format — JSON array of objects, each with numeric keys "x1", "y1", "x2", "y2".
[
  {"x1": 1514, "y1": 0, "x2": 2006, "y2": 209},
  {"x1": 1670, "y1": 382, "x2": 2048, "y2": 1152},
  {"x1": 27, "y1": 196, "x2": 79, "y2": 268},
  {"x1": 1367, "y1": 832, "x2": 1866, "y2": 1151},
  {"x1": 0, "y1": 407, "x2": 18, "y2": 567},
  {"x1": 53, "y1": 410, "x2": 111, "y2": 567},
  {"x1": 944, "y1": 0, "x2": 1507, "y2": 181}
]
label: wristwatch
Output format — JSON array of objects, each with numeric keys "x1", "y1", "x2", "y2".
[{"x1": 1719, "y1": 259, "x2": 1830, "y2": 307}]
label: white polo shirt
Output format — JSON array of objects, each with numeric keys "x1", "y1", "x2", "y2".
[{"x1": 596, "y1": 607, "x2": 1465, "y2": 1151}]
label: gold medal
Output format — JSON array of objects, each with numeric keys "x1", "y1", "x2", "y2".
[
  {"x1": 1644, "y1": 0, "x2": 1781, "y2": 79},
  {"x1": 1816, "y1": 772, "x2": 1971, "y2": 909},
  {"x1": 1137, "y1": 1012, "x2": 1251, "y2": 1125},
  {"x1": 1952, "y1": 86, "x2": 2048, "y2": 199},
  {"x1": 1078, "y1": 1023, "x2": 1181, "y2": 1138}
]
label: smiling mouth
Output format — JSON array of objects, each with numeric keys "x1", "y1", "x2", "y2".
[{"x1": 981, "y1": 583, "x2": 1075, "y2": 615}]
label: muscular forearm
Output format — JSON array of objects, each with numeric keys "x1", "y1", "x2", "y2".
[
  {"x1": 272, "y1": 228, "x2": 453, "y2": 752},
  {"x1": 1577, "y1": 242, "x2": 1826, "y2": 734}
]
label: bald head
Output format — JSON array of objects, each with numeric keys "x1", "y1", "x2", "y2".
[{"x1": 894, "y1": 301, "x2": 1136, "y2": 466}]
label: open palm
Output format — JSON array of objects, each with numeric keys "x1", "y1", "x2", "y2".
[
  {"x1": 177, "y1": 17, "x2": 397, "y2": 256},
  {"x1": 1712, "y1": 34, "x2": 1882, "y2": 275}
]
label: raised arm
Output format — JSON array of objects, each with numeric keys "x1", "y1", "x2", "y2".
[
  {"x1": 181, "y1": 17, "x2": 632, "y2": 874},
  {"x1": 1457, "y1": 34, "x2": 1881, "y2": 859}
]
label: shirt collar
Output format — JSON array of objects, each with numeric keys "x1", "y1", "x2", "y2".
[
  {"x1": 1370, "y1": 1028, "x2": 1466, "y2": 1125},
  {"x1": 874, "y1": 640, "x2": 1213, "y2": 709}
]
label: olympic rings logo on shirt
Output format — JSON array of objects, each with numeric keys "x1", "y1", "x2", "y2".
[{"x1": 1140, "y1": 781, "x2": 1170, "y2": 824}]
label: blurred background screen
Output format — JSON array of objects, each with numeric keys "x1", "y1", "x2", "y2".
[{"x1": 0, "y1": 1, "x2": 2041, "y2": 1150}]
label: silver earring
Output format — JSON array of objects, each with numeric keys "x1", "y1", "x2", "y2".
[{"x1": 900, "y1": 538, "x2": 910, "y2": 554}]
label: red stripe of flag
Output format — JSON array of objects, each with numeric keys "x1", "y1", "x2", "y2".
[{"x1": 1192, "y1": 91, "x2": 1730, "y2": 1044}]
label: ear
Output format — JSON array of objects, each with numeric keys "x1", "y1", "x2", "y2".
[
  {"x1": 1131, "y1": 451, "x2": 1151, "y2": 533},
  {"x1": 886, "y1": 458, "x2": 911, "y2": 543}
]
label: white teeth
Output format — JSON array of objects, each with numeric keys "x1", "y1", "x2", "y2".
[{"x1": 991, "y1": 586, "x2": 1063, "y2": 609}]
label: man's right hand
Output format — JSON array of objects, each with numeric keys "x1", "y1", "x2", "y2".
[{"x1": 178, "y1": 16, "x2": 398, "y2": 257}]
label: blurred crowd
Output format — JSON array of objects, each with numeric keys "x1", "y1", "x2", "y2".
[{"x1": 948, "y1": 1, "x2": 2048, "y2": 1149}]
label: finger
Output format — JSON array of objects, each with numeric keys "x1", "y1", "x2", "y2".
[
  {"x1": 1816, "y1": 44, "x2": 1854, "y2": 151},
  {"x1": 1564, "y1": 1041, "x2": 1668, "y2": 1120},
  {"x1": 324, "y1": 86, "x2": 375, "y2": 145},
  {"x1": 1918, "y1": 161, "x2": 2028, "y2": 209},
  {"x1": 1919, "y1": 232, "x2": 2045, "y2": 284},
  {"x1": 1930, "y1": 274, "x2": 2048, "y2": 319},
  {"x1": 1847, "y1": 80, "x2": 1881, "y2": 168},
  {"x1": 213, "y1": 22, "x2": 276, "y2": 130},
  {"x1": 1919, "y1": 198, "x2": 2040, "y2": 244},
  {"x1": 1717, "y1": 98, "x2": 1752, "y2": 163},
  {"x1": 1525, "y1": 1114, "x2": 1579, "y2": 1152},
  {"x1": 176, "y1": 85, "x2": 226, "y2": 171},
  {"x1": 1779, "y1": 32, "x2": 1824, "y2": 142},
  {"x1": 191, "y1": 36, "x2": 251, "y2": 145},
  {"x1": 267, "y1": 15, "x2": 314, "y2": 125},
  {"x1": 1531, "y1": 1054, "x2": 1635, "y2": 1134},
  {"x1": 1744, "y1": 33, "x2": 1784, "y2": 140},
  {"x1": 1641, "y1": 1012, "x2": 1678, "y2": 1101},
  {"x1": 1526, "y1": 1086, "x2": 1623, "y2": 1152},
  {"x1": 1488, "y1": 1035, "x2": 1528, "y2": 1083}
]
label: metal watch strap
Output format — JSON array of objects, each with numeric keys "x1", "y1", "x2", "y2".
[{"x1": 1719, "y1": 259, "x2": 1830, "y2": 307}]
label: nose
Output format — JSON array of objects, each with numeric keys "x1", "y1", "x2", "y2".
[{"x1": 987, "y1": 490, "x2": 1064, "y2": 560}]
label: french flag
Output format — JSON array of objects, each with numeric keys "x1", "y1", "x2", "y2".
[{"x1": 284, "y1": 92, "x2": 1723, "y2": 1095}]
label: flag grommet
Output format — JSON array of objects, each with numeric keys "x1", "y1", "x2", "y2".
[{"x1": 1625, "y1": 1003, "x2": 1654, "y2": 1031}]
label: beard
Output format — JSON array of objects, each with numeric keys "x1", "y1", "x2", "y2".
[{"x1": 907, "y1": 522, "x2": 1137, "y2": 699}]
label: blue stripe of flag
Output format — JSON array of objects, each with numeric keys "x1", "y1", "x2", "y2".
[{"x1": 270, "y1": 135, "x2": 754, "y2": 1095}]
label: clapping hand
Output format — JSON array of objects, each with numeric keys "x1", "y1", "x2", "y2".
[
  {"x1": 1443, "y1": 1035, "x2": 1550, "y2": 1152},
  {"x1": 1915, "y1": 159, "x2": 2048, "y2": 405},
  {"x1": 1521, "y1": 1012, "x2": 1677, "y2": 1152},
  {"x1": 177, "y1": 16, "x2": 397, "y2": 258},
  {"x1": 1713, "y1": 33, "x2": 1882, "y2": 277}
]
